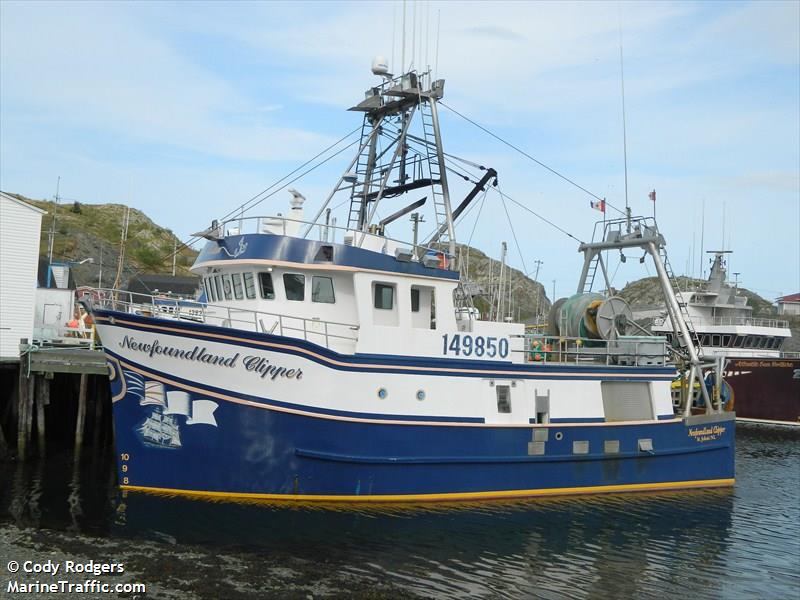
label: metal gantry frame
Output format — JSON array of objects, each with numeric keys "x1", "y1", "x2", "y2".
[{"x1": 576, "y1": 216, "x2": 719, "y2": 416}]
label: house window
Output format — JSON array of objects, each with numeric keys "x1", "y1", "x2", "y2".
[
  {"x1": 284, "y1": 273, "x2": 305, "y2": 301},
  {"x1": 711, "y1": 334, "x2": 721, "y2": 346},
  {"x1": 496, "y1": 385, "x2": 511, "y2": 413},
  {"x1": 214, "y1": 276, "x2": 224, "y2": 302},
  {"x1": 231, "y1": 273, "x2": 244, "y2": 300},
  {"x1": 722, "y1": 335, "x2": 732, "y2": 347},
  {"x1": 374, "y1": 283, "x2": 394, "y2": 309},
  {"x1": 258, "y1": 272, "x2": 275, "y2": 300},
  {"x1": 311, "y1": 276, "x2": 335, "y2": 303},
  {"x1": 243, "y1": 272, "x2": 256, "y2": 299},
  {"x1": 744, "y1": 336, "x2": 754, "y2": 348},
  {"x1": 733, "y1": 335, "x2": 744, "y2": 348},
  {"x1": 411, "y1": 287, "x2": 420, "y2": 312},
  {"x1": 222, "y1": 275, "x2": 233, "y2": 300}
]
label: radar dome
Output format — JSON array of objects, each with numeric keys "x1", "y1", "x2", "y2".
[{"x1": 371, "y1": 56, "x2": 389, "y2": 76}]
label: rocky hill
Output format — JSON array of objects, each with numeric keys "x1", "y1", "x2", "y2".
[
  {"x1": 457, "y1": 244, "x2": 550, "y2": 323},
  {"x1": 8, "y1": 193, "x2": 198, "y2": 288}
]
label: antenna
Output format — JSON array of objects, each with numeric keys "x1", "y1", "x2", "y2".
[
  {"x1": 434, "y1": 9, "x2": 441, "y2": 79},
  {"x1": 618, "y1": 7, "x2": 630, "y2": 230},
  {"x1": 391, "y1": 1, "x2": 396, "y2": 73},
  {"x1": 47, "y1": 176, "x2": 61, "y2": 265},
  {"x1": 401, "y1": 0, "x2": 406, "y2": 73}
]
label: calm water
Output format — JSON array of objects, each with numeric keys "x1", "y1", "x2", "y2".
[{"x1": 1, "y1": 426, "x2": 798, "y2": 599}]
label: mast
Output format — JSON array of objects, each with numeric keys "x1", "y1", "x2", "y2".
[{"x1": 307, "y1": 60, "x2": 456, "y2": 264}]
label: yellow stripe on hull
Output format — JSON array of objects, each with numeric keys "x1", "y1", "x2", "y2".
[{"x1": 122, "y1": 478, "x2": 735, "y2": 505}]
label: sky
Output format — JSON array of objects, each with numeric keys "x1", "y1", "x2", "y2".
[{"x1": 1, "y1": 0, "x2": 798, "y2": 302}]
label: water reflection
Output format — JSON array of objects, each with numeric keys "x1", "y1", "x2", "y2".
[
  {"x1": 0, "y1": 425, "x2": 798, "y2": 600},
  {"x1": 112, "y1": 488, "x2": 735, "y2": 599}
]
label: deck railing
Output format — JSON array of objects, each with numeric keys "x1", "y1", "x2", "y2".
[
  {"x1": 80, "y1": 288, "x2": 360, "y2": 351},
  {"x1": 514, "y1": 334, "x2": 670, "y2": 367},
  {"x1": 653, "y1": 315, "x2": 789, "y2": 329}
]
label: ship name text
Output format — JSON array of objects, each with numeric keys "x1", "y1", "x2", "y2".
[{"x1": 119, "y1": 335, "x2": 303, "y2": 381}]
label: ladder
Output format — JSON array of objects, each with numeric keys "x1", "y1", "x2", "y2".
[
  {"x1": 419, "y1": 98, "x2": 449, "y2": 245},
  {"x1": 582, "y1": 254, "x2": 600, "y2": 293},
  {"x1": 660, "y1": 248, "x2": 703, "y2": 352},
  {"x1": 346, "y1": 117, "x2": 376, "y2": 231}
]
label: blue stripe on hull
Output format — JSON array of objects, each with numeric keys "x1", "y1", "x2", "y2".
[{"x1": 109, "y1": 360, "x2": 735, "y2": 498}]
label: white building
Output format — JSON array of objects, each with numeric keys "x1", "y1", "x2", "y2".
[{"x1": 0, "y1": 192, "x2": 46, "y2": 360}]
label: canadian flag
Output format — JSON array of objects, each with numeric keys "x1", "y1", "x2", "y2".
[
  {"x1": 590, "y1": 199, "x2": 606, "y2": 213},
  {"x1": 649, "y1": 189, "x2": 656, "y2": 202}
]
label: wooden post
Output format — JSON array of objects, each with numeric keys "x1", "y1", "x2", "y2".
[
  {"x1": 74, "y1": 373, "x2": 88, "y2": 458},
  {"x1": 0, "y1": 414, "x2": 8, "y2": 459},
  {"x1": 92, "y1": 377, "x2": 103, "y2": 455},
  {"x1": 25, "y1": 375, "x2": 35, "y2": 451},
  {"x1": 36, "y1": 376, "x2": 49, "y2": 457},
  {"x1": 16, "y1": 366, "x2": 29, "y2": 459}
]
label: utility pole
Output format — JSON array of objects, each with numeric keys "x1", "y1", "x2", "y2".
[
  {"x1": 47, "y1": 176, "x2": 61, "y2": 265},
  {"x1": 112, "y1": 206, "x2": 130, "y2": 292},
  {"x1": 532, "y1": 259, "x2": 543, "y2": 321}
]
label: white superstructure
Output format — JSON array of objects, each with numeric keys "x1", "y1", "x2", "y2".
[{"x1": 652, "y1": 251, "x2": 791, "y2": 358}]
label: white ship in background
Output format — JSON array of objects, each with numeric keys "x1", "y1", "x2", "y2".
[{"x1": 653, "y1": 251, "x2": 799, "y2": 423}]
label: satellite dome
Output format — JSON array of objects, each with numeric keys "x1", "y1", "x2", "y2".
[{"x1": 371, "y1": 56, "x2": 389, "y2": 76}]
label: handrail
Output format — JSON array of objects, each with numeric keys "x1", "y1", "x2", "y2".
[
  {"x1": 653, "y1": 315, "x2": 789, "y2": 329},
  {"x1": 80, "y1": 288, "x2": 360, "y2": 349},
  {"x1": 513, "y1": 333, "x2": 670, "y2": 367},
  {"x1": 207, "y1": 214, "x2": 456, "y2": 263}
]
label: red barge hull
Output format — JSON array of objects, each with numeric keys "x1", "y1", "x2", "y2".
[{"x1": 725, "y1": 358, "x2": 800, "y2": 424}]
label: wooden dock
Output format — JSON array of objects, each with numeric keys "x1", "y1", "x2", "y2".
[{"x1": 1, "y1": 344, "x2": 109, "y2": 461}]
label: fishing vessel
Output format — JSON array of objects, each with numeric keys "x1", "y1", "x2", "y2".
[
  {"x1": 652, "y1": 251, "x2": 799, "y2": 424},
  {"x1": 85, "y1": 62, "x2": 734, "y2": 502}
]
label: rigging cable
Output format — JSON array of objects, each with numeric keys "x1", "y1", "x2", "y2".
[
  {"x1": 497, "y1": 183, "x2": 528, "y2": 276},
  {"x1": 438, "y1": 101, "x2": 625, "y2": 216},
  {"x1": 134, "y1": 130, "x2": 362, "y2": 283}
]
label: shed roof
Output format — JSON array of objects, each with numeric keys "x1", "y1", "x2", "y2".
[
  {"x1": 777, "y1": 292, "x2": 800, "y2": 303},
  {"x1": 0, "y1": 191, "x2": 47, "y2": 215}
]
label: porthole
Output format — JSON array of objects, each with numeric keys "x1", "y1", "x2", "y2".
[
  {"x1": 416, "y1": 390, "x2": 426, "y2": 401},
  {"x1": 554, "y1": 431, "x2": 564, "y2": 441},
  {"x1": 377, "y1": 388, "x2": 388, "y2": 399}
]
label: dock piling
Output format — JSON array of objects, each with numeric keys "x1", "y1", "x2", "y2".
[
  {"x1": 36, "y1": 375, "x2": 49, "y2": 457},
  {"x1": 16, "y1": 367, "x2": 30, "y2": 459},
  {"x1": 74, "y1": 373, "x2": 88, "y2": 457}
]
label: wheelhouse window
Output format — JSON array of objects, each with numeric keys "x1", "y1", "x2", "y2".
[
  {"x1": 231, "y1": 273, "x2": 244, "y2": 300},
  {"x1": 284, "y1": 273, "x2": 305, "y2": 301},
  {"x1": 222, "y1": 275, "x2": 233, "y2": 300},
  {"x1": 411, "y1": 288, "x2": 420, "y2": 312},
  {"x1": 214, "y1": 276, "x2": 224, "y2": 302},
  {"x1": 311, "y1": 276, "x2": 335, "y2": 304},
  {"x1": 258, "y1": 272, "x2": 275, "y2": 300},
  {"x1": 733, "y1": 335, "x2": 745, "y2": 348},
  {"x1": 374, "y1": 283, "x2": 394, "y2": 309},
  {"x1": 243, "y1": 272, "x2": 256, "y2": 299}
]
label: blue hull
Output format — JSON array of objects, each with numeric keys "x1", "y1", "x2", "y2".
[{"x1": 106, "y1": 353, "x2": 735, "y2": 502}]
